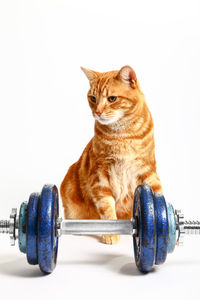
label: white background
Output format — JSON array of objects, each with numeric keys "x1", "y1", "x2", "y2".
[{"x1": 0, "y1": 0, "x2": 200, "y2": 299}]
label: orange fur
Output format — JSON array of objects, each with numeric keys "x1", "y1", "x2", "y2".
[{"x1": 60, "y1": 65, "x2": 162, "y2": 244}]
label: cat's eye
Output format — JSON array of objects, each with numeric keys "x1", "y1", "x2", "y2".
[
  {"x1": 90, "y1": 96, "x2": 96, "y2": 103},
  {"x1": 108, "y1": 96, "x2": 117, "y2": 103}
]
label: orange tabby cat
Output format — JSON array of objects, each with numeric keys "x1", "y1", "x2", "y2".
[{"x1": 60, "y1": 65, "x2": 162, "y2": 244}]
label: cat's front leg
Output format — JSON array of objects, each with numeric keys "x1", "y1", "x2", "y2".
[
  {"x1": 92, "y1": 188, "x2": 120, "y2": 244},
  {"x1": 101, "y1": 233, "x2": 120, "y2": 244}
]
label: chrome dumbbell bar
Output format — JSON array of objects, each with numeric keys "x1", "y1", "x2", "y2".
[
  {"x1": 1, "y1": 209, "x2": 200, "y2": 244},
  {"x1": 58, "y1": 219, "x2": 137, "y2": 235}
]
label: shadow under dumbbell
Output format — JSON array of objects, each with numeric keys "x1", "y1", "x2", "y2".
[
  {"x1": 0, "y1": 255, "x2": 43, "y2": 278},
  {"x1": 110, "y1": 255, "x2": 155, "y2": 276},
  {"x1": 59, "y1": 253, "x2": 149, "y2": 276},
  {"x1": 74, "y1": 234, "x2": 102, "y2": 241},
  {"x1": 119, "y1": 262, "x2": 151, "y2": 276}
]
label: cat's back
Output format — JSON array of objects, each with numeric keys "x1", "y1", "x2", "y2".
[{"x1": 60, "y1": 138, "x2": 93, "y2": 202}]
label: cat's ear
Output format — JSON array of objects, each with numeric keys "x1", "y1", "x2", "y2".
[
  {"x1": 81, "y1": 67, "x2": 98, "y2": 81},
  {"x1": 117, "y1": 65, "x2": 137, "y2": 88}
]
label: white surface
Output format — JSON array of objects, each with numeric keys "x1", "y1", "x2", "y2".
[
  {"x1": 0, "y1": 235, "x2": 200, "y2": 300},
  {"x1": 0, "y1": 0, "x2": 200, "y2": 299}
]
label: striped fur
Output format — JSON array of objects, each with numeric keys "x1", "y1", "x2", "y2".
[{"x1": 60, "y1": 65, "x2": 162, "y2": 244}]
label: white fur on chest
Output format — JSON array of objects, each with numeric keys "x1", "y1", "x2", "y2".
[{"x1": 108, "y1": 159, "x2": 138, "y2": 203}]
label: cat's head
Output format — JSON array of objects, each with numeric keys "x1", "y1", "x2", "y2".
[{"x1": 81, "y1": 65, "x2": 144, "y2": 126}]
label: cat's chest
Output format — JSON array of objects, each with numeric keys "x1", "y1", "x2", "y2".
[{"x1": 108, "y1": 159, "x2": 138, "y2": 202}]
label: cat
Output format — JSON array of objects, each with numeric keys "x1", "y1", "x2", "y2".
[{"x1": 60, "y1": 65, "x2": 162, "y2": 244}]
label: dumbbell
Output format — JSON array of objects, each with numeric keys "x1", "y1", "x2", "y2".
[{"x1": 0, "y1": 184, "x2": 199, "y2": 274}]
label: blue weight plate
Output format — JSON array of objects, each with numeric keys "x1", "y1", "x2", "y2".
[
  {"x1": 26, "y1": 193, "x2": 40, "y2": 265},
  {"x1": 154, "y1": 193, "x2": 168, "y2": 265},
  {"x1": 18, "y1": 202, "x2": 28, "y2": 253},
  {"x1": 166, "y1": 202, "x2": 176, "y2": 253},
  {"x1": 38, "y1": 184, "x2": 59, "y2": 274},
  {"x1": 133, "y1": 184, "x2": 156, "y2": 273}
]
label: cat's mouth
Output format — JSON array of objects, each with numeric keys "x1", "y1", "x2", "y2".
[
  {"x1": 94, "y1": 110, "x2": 124, "y2": 125},
  {"x1": 94, "y1": 113, "x2": 117, "y2": 125}
]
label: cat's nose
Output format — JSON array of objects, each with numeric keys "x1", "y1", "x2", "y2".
[{"x1": 96, "y1": 111, "x2": 102, "y2": 117}]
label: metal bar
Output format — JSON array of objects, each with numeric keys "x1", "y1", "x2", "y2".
[
  {"x1": 0, "y1": 220, "x2": 10, "y2": 234},
  {"x1": 0, "y1": 209, "x2": 17, "y2": 246},
  {"x1": 184, "y1": 220, "x2": 200, "y2": 234},
  {"x1": 60, "y1": 219, "x2": 136, "y2": 235}
]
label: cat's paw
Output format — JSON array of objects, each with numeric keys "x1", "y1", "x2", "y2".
[{"x1": 100, "y1": 234, "x2": 120, "y2": 244}]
